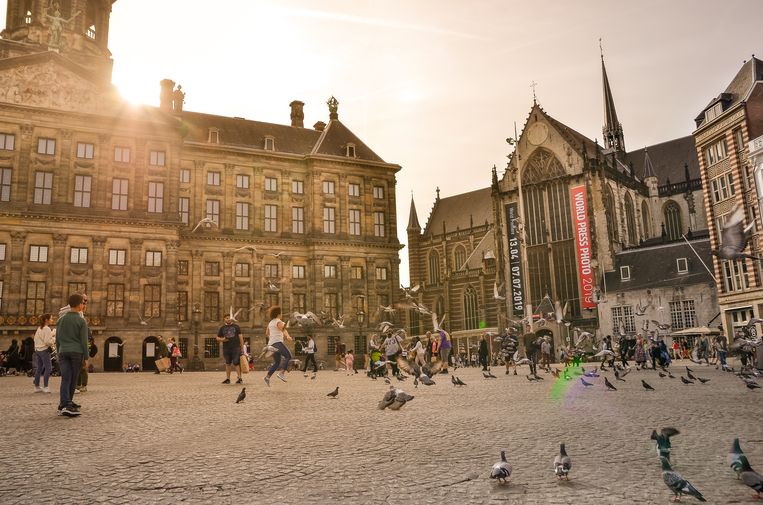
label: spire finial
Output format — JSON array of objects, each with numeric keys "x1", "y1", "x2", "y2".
[
  {"x1": 436, "y1": 186, "x2": 440, "y2": 200},
  {"x1": 327, "y1": 96, "x2": 339, "y2": 120},
  {"x1": 530, "y1": 80, "x2": 538, "y2": 104},
  {"x1": 599, "y1": 38, "x2": 603, "y2": 60}
]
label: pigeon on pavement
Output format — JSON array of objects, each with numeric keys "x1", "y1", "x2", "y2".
[
  {"x1": 739, "y1": 455, "x2": 763, "y2": 499},
  {"x1": 642, "y1": 380, "x2": 655, "y2": 391},
  {"x1": 419, "y1": 374, "x2": 436, "y2": 386},
  {"x1": 687, "y1": 370, "x2": 697, "y2": 381},
  {"x1": 490, "y1": 450, "x2": 512, "y2": 484},
  {"x1": 651, "y1": 427, "x2": 680, "y2": 461},
  {"x1": 729, "y1": 438, "x2": 746, "y2": 479},
  {"x1": 483, "y1": 371, "x2": 498, "y2": 379},
  {"x1": 388, "y1": 389, "x2": 414, "y2": 410},
  {"x1": 553, "y1": 443, "x2": 572, "y2": 480},
  {"x1": 697, "y1": 377, "x2": 710, "y2": 384},
  {"x1": 681, "y1": 376, "x2": 694, "y2": 385},
  {"x1": 327, "y1": 386, "x2": 339, "y2": 398},
  {"x1": 658, "y1": 372, "x2": 667, "y2": 378},
  {"x1": 604, "y1": 377, "x2": 617, "y2": 391},
  {"x1": 235, "y1": 387, "x2": 246, "y2": 403},
  {"x1": 581, "y1": 378, "x2": 593, "y2": 387},
  {"x1": 660, "y1": 456, "x2": 706, "y2": 502}
]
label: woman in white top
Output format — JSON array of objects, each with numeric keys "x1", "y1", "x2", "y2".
[
  {"x1": 264, "y1": 306, "x2": 293, "y2": 386},
  {"x1": 33, "y1": 313, "x2": 56, "y2": 393},
  {"x1": 301, "y1": 335, "x2": 318, "y2": 376},
  {"x1": 411, "y1": 336, "x2": 426, "y2": 367}
]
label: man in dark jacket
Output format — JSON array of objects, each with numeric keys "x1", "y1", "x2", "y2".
[{"x1": 56, "y1": 293, "x2": 89, "y2": 417}]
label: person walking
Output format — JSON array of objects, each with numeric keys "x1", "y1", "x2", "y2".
[
  {"x1": 438, "y1": 330, "x2": 452, "y2": 373},
  {"x1": 479, "y1": 334, "x2": 490, "y2": 371},
  {"x1": 382, "y1": 332, "x2": 404, "y2": 376},
  {"x1": 55, "y1": 293, "x2": 89, "y2": 417},
  {"x1": 302, "y1": 334, "x2": 318, "y2": 376},
  {"x1": 540, "y1": 336, "x2": 551, "y2": 372},
  {"x1": 634, "y1": 334, "x2": 647, "y2": 370},
  {"x1": 345, "y1": 349, "x2": 354, "y2": 376},
  {"x1": 263, "y1": 306, "x2": 293, "y2": 386},
  {"x1": 33, "y1": 314, "x2": 56, "y2": 393},
  {"x1": 411, "y1": 336, "x2": 426, "y2": 367},
  {"x1": 715, "y1": 334, "x2": 729, "y2": 370},
  {"x1": 168, "y1": 337, "x2": 183, "y2": 373},
  {"x1": 216, "y1": 315, "x2": 244, "y2": 384}
]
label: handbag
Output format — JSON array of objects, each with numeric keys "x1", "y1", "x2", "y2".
[
  {"x1": 239, "y1": 354, "x2": 249, "y2": 374},
  {"x1": 155, "y1": 357, "x2": 170, "y2": 372}
]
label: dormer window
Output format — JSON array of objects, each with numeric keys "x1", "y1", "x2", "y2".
[
  {"x1": 620, "y1": 265, "x2": 631, "y2": 281},
  {"x1": 264, "y1": 136, "x2": 275, "y2": 151},
  {"x1": 25, "y1": 10, "x2": 32, "y2": 24},
  {"x1": 704, "y1": 102, "x2": 723, "y2": 123},
  {"x1": 208, "y1": 128, "x2": 220, "y2": 144},
  {"x1": 346, "y1": 143, "x2": 356, "y2": 158},
  {"x1": 677, "y1": 257, "x2": 688, "y2": 274}
]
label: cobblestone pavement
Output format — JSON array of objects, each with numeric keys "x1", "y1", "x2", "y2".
[{"x1": 1, "y1": 359, "x2": 762, "y2": 504}]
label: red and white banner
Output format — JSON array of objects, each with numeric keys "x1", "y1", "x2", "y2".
[{"x1": 570, "y1": 185, "x2": 595, "y2": 309}]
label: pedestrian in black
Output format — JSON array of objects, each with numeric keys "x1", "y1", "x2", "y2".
[
  {"x1": 302, "y1": 335, "x2": 318, "y2": 376},
  {"x1": 478, "y1": 334, "x2": 490, "y2": 371}
]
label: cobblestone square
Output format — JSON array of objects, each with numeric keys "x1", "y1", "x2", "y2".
[{"x1": 1, "y1": 360, "x2": 762, "y2": 504}]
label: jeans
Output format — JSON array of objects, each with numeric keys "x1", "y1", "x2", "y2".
[
  {"x1": 58, "y1": 352, "x2": 83, "y2": 408},
  {"x1": 302, "y1": 353, "x2": 317, "y2": 373},
  {"x1": 33, "y1": 349, "x2": 52, "y2": 387},
  {"x1": 439, "y1": 348, "x2": 451, "y2": 370},
  {"x1": 718, "y1": 350, "x2": 728, "y2": 367},
  {"x1": 267, "y1": 342, "x2": 291, "y2": 375},
  {"x1": 77, "y1": 365, "x2": 88, "y2": 388}
]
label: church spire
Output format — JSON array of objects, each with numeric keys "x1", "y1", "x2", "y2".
[
  {"x1": 407, "y1": 194, "x2": 421, "y2": 233},
  {"x1": 600, "y1": 41, "x2": 625, "y2": 153},
  {"x1": 642, "y1": 148, "x2": 657, "y2": 179}
]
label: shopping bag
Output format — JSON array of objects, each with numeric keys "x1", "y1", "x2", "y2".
[
  {"x1": 155, "y1": 357, "x2": 170, "y2": 372},
  {"x1": 239, "y1": 354, "x2": 249, "y2": 374}
]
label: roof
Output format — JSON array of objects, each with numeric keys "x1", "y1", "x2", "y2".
[
  {"x1": 407, "y1": 196, "x2": 421, "y2": 232},
  {"x1": 624, "y1": 136, "x2": 700, "y2": 186},
  {"x1": 423, "y1": 187, "x2": 493, "y2": 237},
  {"x1": 311, "y1": 120, "x2": 385, "y2": 162},
  {"x1": 540, "y1": 107, "x2": 602, "y2": 160},
  {"x1": 604, "y1": 238, "x2": 714, "y2": 291},
  {"x1": 695, "y1": 57, "x2": 763, "y2": 127}
]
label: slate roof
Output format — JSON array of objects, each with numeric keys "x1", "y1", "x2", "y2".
[
  {"x1": 407, "y1": 196, "x2": 421, "y2": 232},
  {"x1": 422, "y1": 187, "x2": 493, "y2": 237},
  {"x1": 695, "y1": 57, "x2": 763, "y2": 128},
  {"x1": 540, "y1": 108, "x2": 602, "y2": 160},
  {"x1": 604, "y1": 238, "x2": 714, "y2": 292},
  {"x1": 625, "y1": 136, "x2": 700, "y2": 186}
]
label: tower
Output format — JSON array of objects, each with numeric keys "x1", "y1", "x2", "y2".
[
  {"x1": 406, "y1": 195, "x2": 422, "y2": 286},
  {"x1": 601, "y1": 52, "x2": 625, "y2": 153}
]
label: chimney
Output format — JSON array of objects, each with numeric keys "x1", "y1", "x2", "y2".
[
  {"x1": 289, "y1": 100, "x2": 305, "y2": 128},
  {"x1": 159, "y1": 79, "x2": 175, "y2": 112},
  {"x1": 314, "y1": 121, "x2": 326, "y2": 132}
]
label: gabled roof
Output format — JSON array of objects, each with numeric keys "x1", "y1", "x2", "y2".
[
  {"x1": 539, "y1": 106, "x2": 602, "y2": 160},
  {"x1": 423, "y1": 187, "x2": 493, "y2": 237},
  {"x1": 625, "y1": 136, "x2": 699, "y2": 186},
  {"x1": 695, "y1": 57, "x2": 763, "y2": 127},
  {"x1": 311, "y1": 120, "x2": 385, "y2": 163}
]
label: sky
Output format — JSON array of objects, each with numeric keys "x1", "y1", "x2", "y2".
[{"x1": 4, "y1": 0, "x2": 762, "y2": 283}]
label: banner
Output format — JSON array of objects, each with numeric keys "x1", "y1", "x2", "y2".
[
  {"x1": 505, "y1": 203, "x2": 524, "y2": 314},
  {"x1": 570, "y1": 185, "x2": 595, "y2": 309}
]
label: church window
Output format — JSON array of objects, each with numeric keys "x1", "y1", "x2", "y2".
[
  {"x1": 641, "y1": 201, "x2": 650, "y2": 239},
  {"x1": 463, "y1": 286, "x2": 479, "y2": 330},
  {"x1": 624, "y1": 193, "x2": 637, "y2": 245},
  {"x1": 663, "y1": 201, "x2": 682, "y2": 241},
  {"x1": 602, "y1": 184, "x2": 618, "y2": 242},
  {"x1": 428, "y1": 251, "x2": 440, "y2": 285},
  {"x1": 454, "y1": 245, "x2": 466, "y2": 270}
]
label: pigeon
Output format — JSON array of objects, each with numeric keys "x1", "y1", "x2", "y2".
[
  {"x1": 378, "y1": 387, "x2": 397, "y2": 410},
  {"x1": 651, "y1": 427, "x2": 680, "y2": 461},
  {"x1": 604, "y1": 377, "x2": 617, "y2": 391},
  {"x1": 660, "y1": 456, "x2": 706, "y2": 502},
  {"x1": 553, "y1": 443, "x2": 572, "y2": 480},
  {"x1": 580, "y1": 378, "x2": 593, "y2": 387},
  {"x1": 490, "y1": 451, "x2": 512, "y2": 484},
  {"x1": 729, "y1": 438, "x2": 746, "y2": 479},
  {"x1": 551, "y1": 369, "x2": 561, "y2": 378},
  {"x1": 326, "y1": 386, "x2": 339, "y2": 398},
  {"x1": 137, "y1": 312, "x2": 153, "y2": 326},
  {"x1": 680, "y1": 376, "x2": 694, "y2": 385},
  {"x1": 396, "y1": 356, "x2": 444, "y2": 379},
  {"x1": 384, "y1": 378, "x2": 391, "y2": 384},
  {"x1": 713, "y1": 205, "x2": 760, "y2": 261},
  {"x1": 455, "y1": 376, "x2": 466, "y2": 386},
  {"x1": 697, "y1": 377, "x2": 710, "y2": 384},
  {"x1": 614, "y1": 368, "x2": 626, "y2": 382},
  {"x1": 668, "y1": 371, "x2": 676, "y2": 379},
  {"x1": 739, "y1": 455, "x2": 763, "y2": 499},
  {"x1": 642, "y1": 380, "x2": 655, "y2": 391},
  {"x1": 233, "y1": 245, "x2": 258, "y2": 253},
  {"x1": 526, "y1": 375, "x2": 538, "y2": 382},
  {"x1": 687, "y1": 370, "x2": 697, "y2": 381},
  {"x1": 619, "y1": 367, "x2": 631, "y2": 378},
  {"x1": 658, "y1": 372, "x2": 667, "y2": 378},
  {"x1": 493, "y1": 282, "x2": 506, "y2": 301},
  {"x1": 419, "y1": 374, "x2": 436, "y2": 386},
  {"x1": 686, "y1": 366, "x2": 694, "y2": 374},
  {"x1": 746, "y1": 381, "x2": 761, "y2": 390},
  {"x1": 310, "y1": 374, "x2": 317, "y2": 380},
  {"x1": 235, "y1": 387, "x2": 246, "y2": 403},
  {"x1": 483, "y1": 371, "x2": 497, "y2": 379},
  {"x1": 388, "y1": 389, "x2": 414, "y2": 410},
  {"x1": 191, "y1": 216, "x2": 218, "y2": 232}
]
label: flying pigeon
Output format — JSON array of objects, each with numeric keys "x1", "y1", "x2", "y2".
[
  {"x1": 593, "y1": 349, "x2": 616, "y2": 358},
  {"x1": 553, "y1": 443, "x2": 572, "y2": 480},
  {"x1": 490, "y1": 451, "x2": 512, "y2": 485},
  {"x1": 680, "y1": 376, "x2": 694, "y2": 385},
  {"x1": 660, "y1": 456, "x2": 706, "y2": 502},
  {"x1": 739, "y1": 455, "x2": 763, "y2": 498},
  {"x1": 614, "y1": 368, "x2": 626, "y2": 382},
  {"x1": 580, "y1": 378, "x2": 593, "y2": 387},
  {"x1": 493, "y1": 282, "x2": 506, "y2": 301},
  {"x1": 554, "y1": 300, "x2": 570, "y2": 325},
  {"x1": 713, "y1": 205, "x2": 760, "y2": 261},
  {"x1": 729, "y1": 438, "x2": 746, "y2": 479},
  {"x1": 233, "y1": 245, "x2": 258, "y2": 253},
  {"x1": 235, "y1": 387, "x2": 246, "y2": 403},
  {"x1": 191, "y1": 217, "x2": 218, "y2": 233},
  {"x1": 604, "y1": 377, "x2": 617, "y2": 391},
  {"x1": 697, "y1": 377, "x2": 710, "y2": 384},
  {"x1": 651, "y1": 427, "x2": 680, "y2": 461},
  {"x1": 137, "y1": 312, "x2": 153, "y2": 326},
  {"x1": 326, "y1": 386, "x2": 339, "y2": 398},
  {"x1": 642, "y1": 380, "x2": 655, "y2": 391}
]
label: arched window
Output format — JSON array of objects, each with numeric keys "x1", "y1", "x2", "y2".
[
  {"x1": 641, "y1": 200, "x2": 651, "y2": 239},
  {"x1": 454, "y1": 244, "x2": 466, "y2": 271},
  {"x1": 428, "y1": 251, "x2": 440, "y2": 285},
  {"x1": 663, "y1": 201, "x2": 682, "y2": 240},
  {"x1": 603, "y1": 184, "x2": 618, "y2": 242},
  {"x1": 624, "y1": 193, "x2": 637, "y2": 245},
  {"x1": 464, "y1": 286, "x2": 479, "y2": 330}
]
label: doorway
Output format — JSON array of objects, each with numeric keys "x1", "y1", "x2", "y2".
[
  {"x1": 103, "y1": 336, "x2": 124, "y2": 372},
  {"x1": 142, "y1": 335, "x2": 159, "y2": 371}
]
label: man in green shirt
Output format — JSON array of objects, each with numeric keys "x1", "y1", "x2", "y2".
[{"x1": 56, "y1": 293, "x2": 89, "y2": 417}]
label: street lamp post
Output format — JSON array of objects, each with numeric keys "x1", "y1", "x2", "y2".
[
  {"x1": 189, "y1": 303, "x2": 203, "y2": 371},
  {"x1": 357, "y1": 309, "x2": 365, "y2": 371}
]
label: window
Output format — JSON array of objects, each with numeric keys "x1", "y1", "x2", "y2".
[
  {"x1": 0, "y1": 168, "x2": 10, "y2": 201},
  {"x1": 106, "y1": 284, "x2": 124, "y2": 317},
  {"x1": 70, "y1": 247, "x2": 88, "y2": 264},
  {"x1": 207, "y1": 171, "x2": 221, "y2": 186},
  {"x1": 235, "y1": 263, "x2": 250, "y2": 277},
  {"x1": 376, "y1": 266, "x2": 388, "y2": 280},
  {"x1": 177, "y1": 291, "x2": 188, "y2": 322},
  {"x1": 373, "y1": 212, "x2": 385, "y2": 237},
  {"x1": 112, "y1": 178, "x2": 128, "y2": 210},
  {"x1": 620, "y1": 265, "x2": 631, "y2": 281},
  {"x1": 373, "y1": 186, "x2": 384, "y2": 199},
  {"x1": 26, "y1": 281, "x2": 46, "y2": 315},
  {"x1": 264, "y1": 204, "x2": 277, "y2": 232},
  {"x1": 144, "y1": 285, "x2": 161, "y2": 318},
  {"x1": 265, "y1": 293, "x2": 279, "y2": 308},
  {"x1": 324, "y1": 293, "x2": 339, "y2": 317},
  {"x1": 148, "y1": 182, "x2": 164, "y2": 213},
  {"x1": 235, "y1": 202, "x2": 249, "y2": 230},
  {"x1": 351, "y1": 265, "x2": 363, "y2": 279},
  {"x1": 349, "y1": 209, "x2": 361, "y2": 235},
  {"x1": 677, "y1": 258, "x2": 688, "y2": 274},
  {"x1": 293, "y1": 293, "x2": 306, "y2": 313},
  {"x1": 206, "y1": 199, "x2": 220, "y2": 225},
  {"x1": 34, "y1": 172, "x2": 53, "y2": 204},
  {"x1": 323, "y1": 207, "x2": 336, "y2": 234},
  {"x1": 264, "y1": 264, "x2": 279, "y2": 278},
  {"x1": 204, "y1": 337, "x2": 220, "y2": 358},
  {"x1": 264, "y1": 137, "x2": 275, "y2": 151},
  {"x1": 177, "y1": 260, "x2": 189, "y2": 275},
  {"x1": 346, "y1": 143, "x2": 356, "y2": 157},
  {"x1": 178, "y1": 337, "x2": 189, "y2": 358},
  {"x1": 204, "y1": 292, "x2": 220, "y2": 322},
  {"x1": 234, "y1": 292, "x2": 250, "y2": 322},
  {"x1": 428, "y1": 251, "x2": 440, "y2": 285},
  {"x1": 323, "y1": 180, "x2": 335, "y2": 194},
  {"x1": 145, "y1": 251, "x2": 162, "y2": 267},
  {"x1": 722, "y1": 259, "x2": 750, "y2": 293},
  {"x1": 641, "y1": 200, "x2": 651, "y2": 239},
  {"x1": 29, "y1": 245, "x2": 48, "y2": 262},
  {"x1": 292, "y1": 180, "x2": 304, "y2": 194},
  {"x1": 710, "y1": 172, "x2": 735, "y2": 203},
  {"x1": 0, "y1": 244, "x2": 5, "y2": 261},
  {"x1": 663, "y1": 201, "x2": 682, "y2": 240},
  {"x1": 178, "y1": 197, "x2": 189, "y2": 224},
  {"x1": 73, "y1": 175, "x2": 91, "y2": 208},
  {"x1": 265, "y1": 177, "x2": 278, "y2": 192},
  {"x1": 0, "y1": 133, "x2": 14, "y2": 151},
  {"x1": 624, "y1": 193, "x2": 637, "y2": 245},
  {"x1": 179, "y1": 169, "x2": 190, "y2": 184},
  {"x1": 704, "y1": 138, "x2": 728, "y2": 166},
  {"x1": 236, "y1": 174, "x2": 249, "y2": 189},
  {"x1": 611, "y1": 305, "x2": 636, "y2": 333},
  {"x1": 76, "y1": 142, "x2": 94, "y2": 159},
  {"x1": 704, "y1": 102, "x2": 723, "y2": 123},
  {"x1": 208, "y1": 128, "x2": 219, "y2": 144},
  {"x1": 37, "y1": 138, "x2": 55, "y2": 155},
  {"x1": 464, "y1": 286, "x2": 479, "y2": 330},
  {"x1": 292, "y1": 265, "x2": 305, "y2": 279},
  {"x1": 324, "y1": 264, "x2": 337, "y2": 278},
  {"x1": 108, "y1": 249, "x2": 126, "y2": 266},
  {"x1": 349, "y1": 183, "x2": 360, "y2": 197},
  {"x1": 669, "y1": 300, "x2": 697, "y2": 330},
  {"x1": 149, "y1": 150, "x2": 166, "y2": 166},
  {"x1": 67, "y1": 282, "x2": 86, "y2": 298},
  {"x1": 205, "y1": 261, "x2": 220, "y2": 276},
  {"x1": 454, "y1": 245, "x2": 466, "y2": 270},
  {"x1": 292, "y1": 207, "x2": 304, "y2": 234},
  {"x1": 602, "y1": 184, "x2": 618, "y2": 242},
  {"x1": 114, "y1": 146, "x2": 130, "y2": 163}
]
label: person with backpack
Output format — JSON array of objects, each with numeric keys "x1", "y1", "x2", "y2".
[{"x1": 302, "y1": 335, "x2": 318, "y2": 376}]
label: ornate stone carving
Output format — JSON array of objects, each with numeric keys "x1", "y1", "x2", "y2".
[
  {"x1": 53, "y1": 233, "x2": 67, "y2": 244},
  {"x1": 0, "y1": 61, "x2": 100, "y2": 113},
  {"x1": 10, "y1": 231, "x2": 27, "y2": 243}
]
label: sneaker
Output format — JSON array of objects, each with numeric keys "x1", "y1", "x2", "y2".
[
  {"x1": 303, "y1": 373, "x2": 308, "y2": 377},
  {"x1": 61, "y1": 406, "x2": 81, "y2": 417},
  {"x1": 221, "y1": 378, "x2": 230, "y2": 384},
  {"x1": 71, "y1": 402, "x2": 81, "y2": 409},
  {"x1": 43, "y1": 387, "x2": 50, "y2": 393},
  {"x1": 276, "y1": 373, "x2": 287, "y2": 382},
  {"x1": 235, "y1": 378, "x2": 243, "y2": 384},
  {"x1": 79, "y1": 387, "x2": 87, "y2": 393},
  {"x1": 263, "y1": 376, "x2": 270, "y2": 387},
  {"x1": 34, "y1": 386, "x2": 42, "y2": 393}
]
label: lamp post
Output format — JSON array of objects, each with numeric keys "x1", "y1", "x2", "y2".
[
  {"x1": 190, "y1": 303, "x2": 203, "y2": 371},
  {"x1": 357, "y1": 309, "x2": 365, "y2": 371}
]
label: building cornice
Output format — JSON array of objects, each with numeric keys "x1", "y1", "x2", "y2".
[{"x1": 693, "y1": 107, "x2": 746, "y2": 143}]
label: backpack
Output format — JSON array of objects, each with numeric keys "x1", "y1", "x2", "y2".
[{"x1": 89, "y1": 343, "x2": 98, "y2": 358}]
